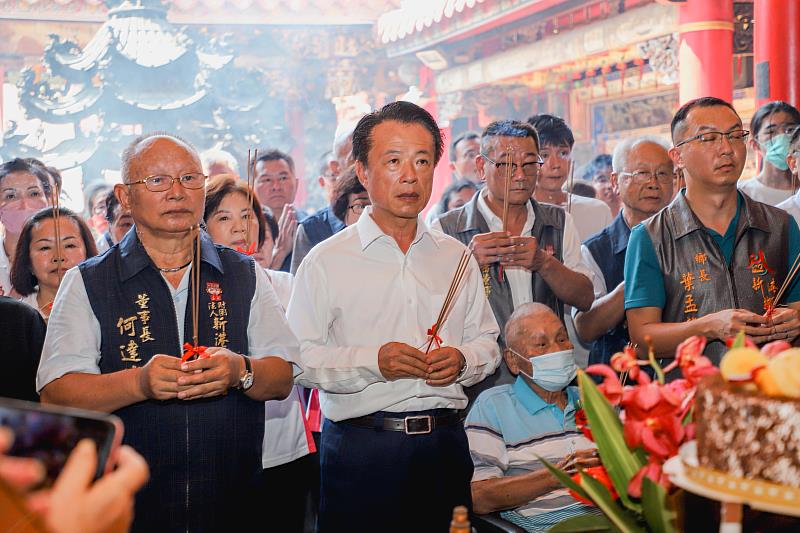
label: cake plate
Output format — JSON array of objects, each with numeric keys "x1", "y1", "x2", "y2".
[{"x1": 664, "y1": 441, "x2": 800, "y2": 533}]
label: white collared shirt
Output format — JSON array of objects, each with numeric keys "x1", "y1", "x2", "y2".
[
  {"x1": 542, "y1": 194, "x2": 613, "y2": 242},
  {"x1": 36, "y1": 263, "x2": 301, "y2": 392},
  {"x1": 777, "y1": 191, "x2": 800, "y2": 227},
  {"x1": 287, "y1": 207, "x2": 501, "y2": 422}
]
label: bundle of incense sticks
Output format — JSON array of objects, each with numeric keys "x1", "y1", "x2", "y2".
[
  {"x1": 498, "y1": 149, "x2": 513, "y2": 281},
  {"x1": 181, "y1": 226, "x2": 207, "y2": 362},
  {"x1": 425, "y1": 249, "x2": 471, "y2": 354},
  {"x1": 767, "y1": 251, "x2": 800, "y2": 317},
  {"x1": 239, "y1": 148, "x2": 258, "y2": 255},
  {"x1": 51, "y1": 186, "x2": 62, "y2": 282}
]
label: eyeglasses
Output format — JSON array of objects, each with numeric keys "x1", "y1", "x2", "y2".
[
  {"x1": 760, "y1": 123, "x2": 799, "y2": 138},
  {"x1": 347, "y1": 203, "x2": 369, "y2": 214},
  {"x1": 127, "y1": 173, "x2": 207, "y2": 192},
  {"x1": 618, "y1": 170, "x2": 675, "y2": 184},
  {"x1": 675, "y1": 129, "x2": 750, "y2": 148},
  {"x1": 481, "y1": 153, "x2": 544, "y2": 177}
]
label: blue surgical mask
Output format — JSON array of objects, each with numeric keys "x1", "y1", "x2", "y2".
[
  {"x1": 762, "y1": 134, "x2": 791, "y2": 171},
  {"x1": 514, "y1": 348, "x2": 577, "y2": 392}
]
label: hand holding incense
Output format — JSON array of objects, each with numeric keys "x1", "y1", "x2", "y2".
[
  {"x1": 181, "y1": 225, "x2": 208, "y2": 362},
  {"x1": 765, "y1": 250, "x2": 800, "y2": 319}
]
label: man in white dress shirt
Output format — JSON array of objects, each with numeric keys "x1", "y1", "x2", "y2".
[
  {"x1": 36, "y1": 133, "x2": 300, "y2": 533},
  {"x1": 288, "y1": 102, "x2": 501, "y2": 533}
]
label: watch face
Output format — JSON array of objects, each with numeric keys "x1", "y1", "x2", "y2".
[{"x1": 241, "y1": 373, "x2": 254, "y2": 390}]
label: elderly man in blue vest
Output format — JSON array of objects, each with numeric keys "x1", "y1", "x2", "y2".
[
  {"x1": 37, "y1": 133, "x2": 300, "y2": 532},
  {"x1": 625, "y1": 97, "x2": 800, "y2": 365},
  {"x1": 574, "y1": 136, "x2": 674, "y2": 366}
]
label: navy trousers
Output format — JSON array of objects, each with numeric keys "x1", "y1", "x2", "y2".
[{"x1": 318, "y1": 410, "x2": 473, "y2": 533}]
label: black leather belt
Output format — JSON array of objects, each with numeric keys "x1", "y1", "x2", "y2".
[{"x1": 343, "y1": 410, "x2": 461, "y2": 435}]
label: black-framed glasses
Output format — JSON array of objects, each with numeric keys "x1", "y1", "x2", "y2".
[
  {"x1": 127, "y1": 173, "x2": 207, "y2": 192},
  {"x1": 347, "y1": 203, "x2": 369, "y2": 214},
  {"x1": 618, "y1": 170, "x2": 675, "y2": 184},
  {"x1": 675, "y1": 129, "x2": 750, "y2": 147},
  {"x1": 480, "y1": 153, "x2": 544, "y2": 177}
]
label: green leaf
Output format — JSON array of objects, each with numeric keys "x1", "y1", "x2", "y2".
[
  {"x1": 731, "y1": 329, "x2": 746, "y2": 348},
  {"x1": 536, "y1": 455, "x2": 590, "y2": 502},
  {"x1": 641, "y1": 478, "x2": 677, "y2": 533},
  {"x1": 549, "y1": 513, "x2": 614, "y2": 532},
  {"x1": 578, "y1": 371, "x2": 645, "y2": 513},
  {"x1": 579, "y1": 471, "x2": 644, "y2": 533}
]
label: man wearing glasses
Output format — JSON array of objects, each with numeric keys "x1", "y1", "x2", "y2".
[
  {"x1": 434, "y1": 120, "x2": 593, "y2": 401},
  {"x1": 574, "y1": 136, "x2": 674, "y2": 367},
  {"x1": 37, "y1": 133, "x2": 300, "y2": 532},
  {"x1": 625, "y1": 97, "x2": 800, "y2": 369}
]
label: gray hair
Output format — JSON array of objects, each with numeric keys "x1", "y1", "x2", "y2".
[
  {"x1": 121, "y1": 132, "x2": 197, "y2": 183},
  {"x1": 611, "y1": 135, "x2": 671, "y2": 173},
  {"x1": 200, "y1": 148, "x2": 239, "y2": 175},
  {"x1": 504, "y1": 302, "x2": 559, "y2": 351}
]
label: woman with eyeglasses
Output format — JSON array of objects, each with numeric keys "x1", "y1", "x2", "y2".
[
  {"x1": 11, "y1": 207, "x2": 97, "y2": 319},
  {"x1": 0, "y1": 159, "x2": 52, "y2": 296},
  {"x1": 739, "y1": 101, "x2": 800, "y2": 207},
  {"x1": 330, "y1": 166, "x2": 370, "y2": 227},
  {"x1": 83, "y1": 183, "x2": 112, "y2": 238},
  {"x1": 202, "y1": 173, "x2": 315, "y2": 532}
]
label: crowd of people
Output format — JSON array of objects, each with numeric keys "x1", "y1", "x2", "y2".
[{"x1": 0, "y1": 95, "x2": 799, "y2": 533}]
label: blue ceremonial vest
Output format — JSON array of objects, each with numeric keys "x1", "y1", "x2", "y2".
[
  {"x1": 584, "y1": 212, "x2": 631, "y2": 366},
  {"x1": 80, "y1": 229, "x2": 261, "y2": 533}
]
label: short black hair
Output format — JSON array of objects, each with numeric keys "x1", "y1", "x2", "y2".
[
  {"x1": 0, "y1": 158, "x2": 52, "y2": 198},
  {"x1": 257, "y1": 149, "x2": 295, "y2": 175},
  {"x1": 480, "y1": 120, "x2": 541, "y2": 155},
  {"x1": 450, "y1": 131, "x2": 480, "y2": 162},
  {"x1": 437, "y1": 179, "x2": 478, "y2": 214},
  {"x1": 11, "y1": 207, "x2": 98, "y2": 296},
  {"x1": 750, "y1": 100, "x2": 800, "y2": 138},
  {"x1": 526, "y1": 114, "x2": 574, "y2": 148},
  {"x1": 569, "y1": 181, "x2": 597, "y2": 199},
  {"x1": 582, "y1": 154, "x2": 612, "y2": 180},
  {"x1": 670, "y1": 97, "x2": 739, "y2": 143},
  {"x1": 104, "y1": 189, "x2": 120, "y2": 223},
  {"x1": 331, "y1": 166, "x2": 367, "y2": 222},
  {"x1": 352, "y1": 101, "x2": 444, "y2": 167}
]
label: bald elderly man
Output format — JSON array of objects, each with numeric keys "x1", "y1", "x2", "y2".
[
  {"x1": 466, "y1": 303, "x2": 600, "y2": 532},
  {"x1": 37, "y1": 133, "x2": 300, "y2": 533}
]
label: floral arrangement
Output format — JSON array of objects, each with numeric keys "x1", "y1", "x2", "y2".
[{"x1": 541, "y1": 335, "x2": 721, "y2": 533}]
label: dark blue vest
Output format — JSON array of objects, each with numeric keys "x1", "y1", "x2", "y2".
[
  {"x1": 80, "y1": 229, "x2": 261, "y2": 533},
  {"x1": 583, "y1": 211, "x2": 631, "y2": 366},
  {"x1": 303, "y1": 205, "x2": 345, "y2": 245}
]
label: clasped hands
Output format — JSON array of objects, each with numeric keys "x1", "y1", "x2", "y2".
[
  {"x1": 137, "y1": 347, "x2": 243, "y2": 401},
  {"x1": 469, "y1": 232, "x2": 547, "y2": 271},
  {"x1": 704, "y1": 307, "x2": 800, "y2": 344},
  {"x1": 378, "y1": 342, "x2": 465, "y2": 386}
]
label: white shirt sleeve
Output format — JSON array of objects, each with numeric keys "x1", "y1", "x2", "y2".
[
  {"x1": 561, "y1": 212, "x2": 593, "y2": 280},
  {"x1": 36, "y1": 268, "x2": 102, "y2": 392},
  {"x1": 580, "y1": 244, "x2": 607, "y2": 299},
  {"x1": 287, "y1": 257, "x2": 387, "y2": 394},
  {"x1": 248, "y1": 265, "x2": 301, "y2": 375}
]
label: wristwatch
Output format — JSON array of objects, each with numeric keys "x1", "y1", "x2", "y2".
[{"x1": 237, "y1": 354, "x2": 254, "y2": 391}]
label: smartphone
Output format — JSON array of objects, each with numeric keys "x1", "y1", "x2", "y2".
[{"x1": 0, "y1": 398, "x2": 123, "y2": 488}]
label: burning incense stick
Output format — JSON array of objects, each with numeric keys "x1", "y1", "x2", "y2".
[
  {"x1": 501, "y1": 149, "x2": 512, "y2": 232},
  {"x1": 566, "y1": 159, "x2": 575, "y2": 214},
  {"x1": 768, "y1": 251, "x2": 800, "y2": 316},
  {"x1": 425, "y1": 250, "x2": 471, "y2": 354},
  {"x1": 181, "y1": 225, "x2": 207, "y2": 362}
]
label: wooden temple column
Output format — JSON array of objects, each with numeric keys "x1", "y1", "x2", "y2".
[
  {"x1": 677, "y1": 0, "x2": 734, "y2": 104},
  {"x1": 754, "y1": 0, "x2": 800, "y2": 107}
]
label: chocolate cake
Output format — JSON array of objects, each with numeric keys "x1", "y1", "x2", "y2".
[{"x1": 694, "y1": 374, "x2": 800, "y2": 488}]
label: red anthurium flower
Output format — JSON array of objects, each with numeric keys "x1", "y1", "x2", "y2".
[
  {"x1": 575, "y1": 408, "x2": 593, "y2": 441},
  {"x1": 761, "y1": 340, "x2": 791, "y2": 359},
  {"x1": 725, "y1": 335, "x2": 757, "y2": 349},
  {"x1": 610, "y1": 346, "x2": 642, "y2": 381},
  {"x1": 585, "y1": 365, "x2": 623, "y2": 405},
  {"x1": 628, "y1": 460, "x2": 670, "y2": 498},
  {"x1": 675, "y1": 336, "x2": 706, "y2": 366},
  {"x1": 680, "y1": 355, "x2": 718, "y2": 385},
  {"x1": 621, "y1": 383, "x2": 685, "y2": 460},
  {"x1": 569, "y1": 465, "x2": 618, "y2": 505}
]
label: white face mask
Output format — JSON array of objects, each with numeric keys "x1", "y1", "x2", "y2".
[{"x1": 513, "y1": 348, "x2": 577, "y2": 392}]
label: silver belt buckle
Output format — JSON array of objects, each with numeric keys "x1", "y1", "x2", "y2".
[{"x1": 403, "y1": 415, "x2": 432, "y2": 435}]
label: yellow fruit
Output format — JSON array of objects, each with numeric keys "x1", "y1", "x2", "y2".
[
  {"x1": 720, "y1": 347, "x2": 767, "y2": 382},
  {"x1": 753, "y1": 366, "x2": 783, "y2": 397},
  {"x1": 766, "y1": 349, "x2": 800, "y2": 399}
]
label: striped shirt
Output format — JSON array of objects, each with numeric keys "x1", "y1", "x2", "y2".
[{"x1": 465, "y1": 377, "x2": 599, "y2": 532}]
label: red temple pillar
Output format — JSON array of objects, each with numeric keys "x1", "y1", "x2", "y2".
[
  {"x1": 419, "y1": 66, "x2": 452, "y2": 219},
  {"x1": 677, "y1": 0, "x2": 734, "y2": 105},
  {"x1": 754, "y1": 0, "x2": 800, "y2": 107}
]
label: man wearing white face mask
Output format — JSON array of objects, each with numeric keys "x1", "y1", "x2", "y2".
[
  {"x1": 0, "y1": 159, "x2": 51, "y2": 296},
  {"x1": 466, "y1": 303, "x2": 600, "y2": 532}
]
